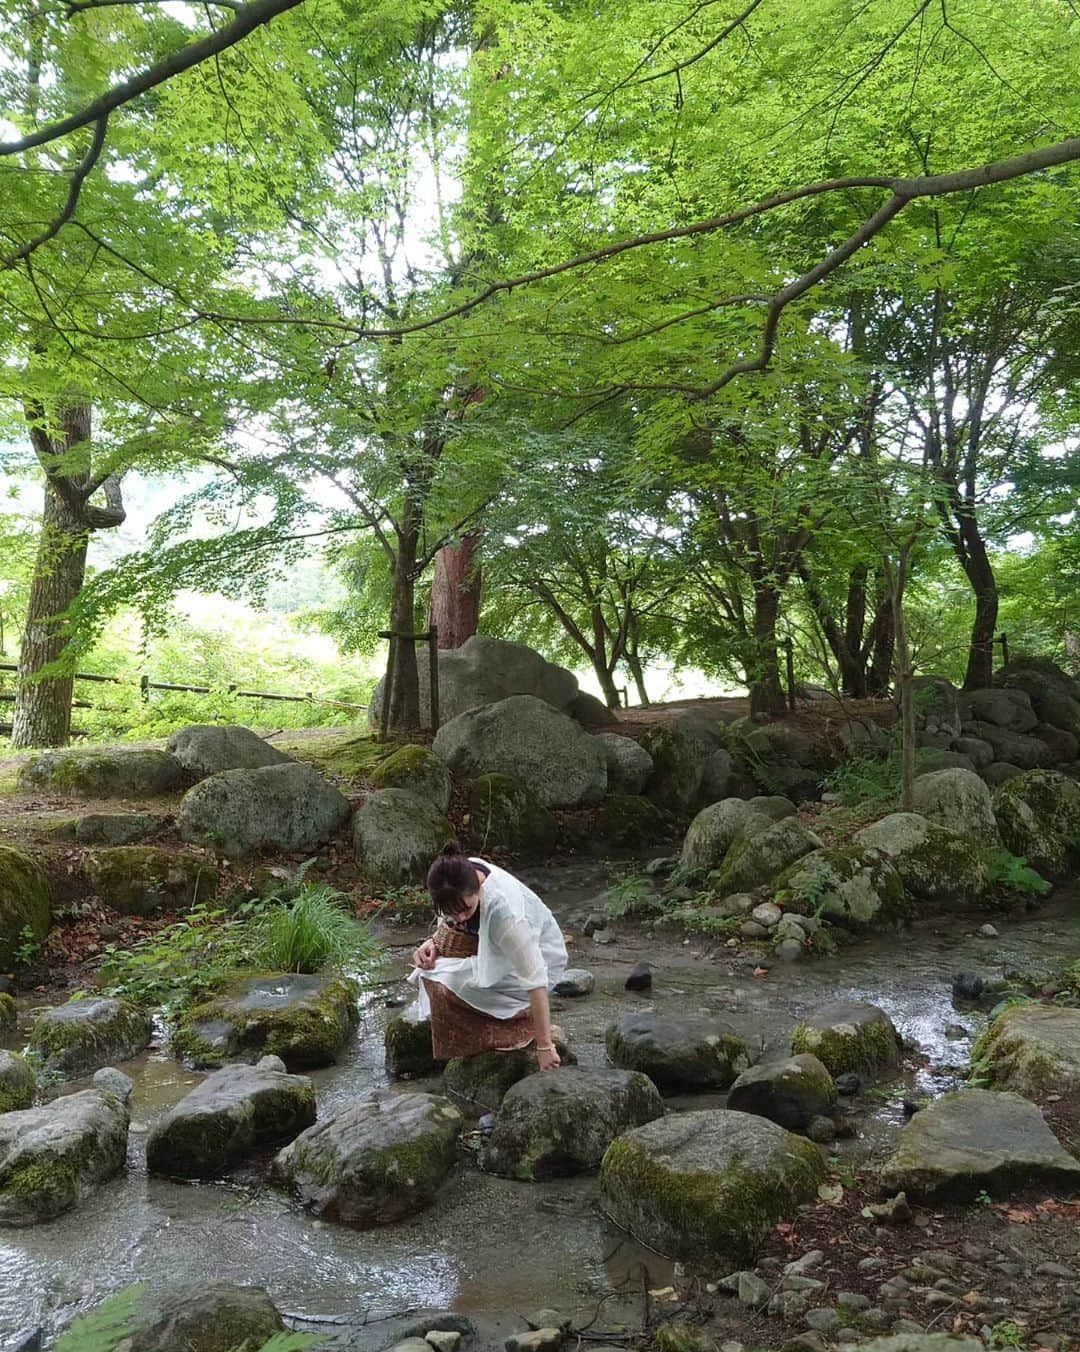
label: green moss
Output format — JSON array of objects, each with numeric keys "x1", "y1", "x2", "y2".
[
  {"x1": 0, "y1": 1052, "x2": 36, "y2": 1113},
  {"x1": 2, "y1": 1159, "x2": 77, "y2": 1209},
  {"x1": 17, "y1": 748, "x2": 183, "y2": 798},
  {"x1": 468, "y1": 774, "x2": 557, "y2": 856},
  {"x1": 0, "y1": 844, "x2": 52, "y2": 969},
  {"x1": 597, "y1": 794, "x2": 669, "y2": 846},
  {"x1": 371, "y1": 745, "x2": 451, "y2": 811},
  {"x1": 640, "y1": 723, "x2": 700, "y2": 814},
  {"x1": 791, "y1": 1018, "x2": 900, "y2": 1077},
  {"x1": 28, "y1": 999, "x2": 152, "y2": 1079},
  {"x1": 278, "y1": 731, "x2": 390, "y2": 781},
  {"x1": 384, "y1": 1015, "x2": 443, "y2": 1078},
  {"x1": 83, "y1": 846, "x2": 218, "y2": 915},
  {"x1": 0, "y1": 993, "x2": 16, "y2": 1032}
]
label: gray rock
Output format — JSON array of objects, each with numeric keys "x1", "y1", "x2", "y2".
[
  {"x1": 952, "y1": 737, "x2": 994, "y2": 770},
  {"x1": 0, "y1": 1051, "x2": 35, "y2": 1114},
  {"x1": 97, "y1": 1281, "x2": 284, "y2": 1352},
  {"x1": 972, "y1": 1003, "x2": 1080, "y2": 1103},
  {"x1": 353, "y1": 788, "x2": 452, "y2": 886},
  {"x1": 483, "y1": 1066, "x2": 663, "y2": 1179},
  {"x1": 28, "y1": 998, "x2": 151, "y2": 1080},
  {"x1": 983, "y1": 761, "x2": 1022, "y2": 787},
  {"x1": 600, "y1": 1109, "x2": 825, "y2": 1266},
  {"x1": 727, "y1": 1054, "x2": 836, "y2": 1131},
  {"x1": 505, "y1": 1332, "x2": 564, "y2": 1352},
  {"x1": 384, "y1": 1012, "x2": 443, "y2": 1080},
  {"x1": 167, "y1": 724, "x2": 291, "y2": 778},
  {"x1": 776, "y1": 846, "x2": 908, "y2": 928},
  {"x1": 433, "y1": 695, "x2": 607, "y2": 809},
  {"x1": 468, "y1": 774, "x2": 558, "y2": 857},
  {"x1": 173, "y1": 973, "x2": 358, "y2": 1070},
  {"x1": 595, "y1": 735, "x2": 654, "y2": 796},
  {"x1": 701, "y1": 748, "x2": 735, "y2": 802},
  {"x1": 0, "y1": 1088, "x2": 128, "y2": 1225},
  {"x1": 993, "y1": 768, "x2": 1080, "y2": 880},
  {"x1": 914, "y1": 749, "x2": 976, "y2": 776},
  {"x1": 640, "y1": 715, "x2": 723, "y2": 813},
  {"x1": 605, "y1": 1011, "x2": 752, "y2": 1091},
  {"x1": 853, "y1": 813, "x2": 986, "y2": 906},
  {"x1": 958, "y1": 688, "x2": 1038, "y2": 733},
  {"x1": 369, "y1": 634, "x2": 579, "y2": 731},
  {"x1": 839, "y1": 719, "x2": 891, "y2": 757},
  {"x1": 370, "y1": 746, "x2": 453, "y2": 813},
  {"x1": 273, "y1": 1090, "x2": 463, "y2": 1228},
  {"x1": 963, "y1": 720, "x2": 1048, "y2": 770},
  {"x1": 92, "y1": 1067, "x2": 134, "y2": 1103},
  {"x1": 73, "y1": 812, "x2": 165, "y2": 845},
  {"x1": 443, "y1": 1039, "x2": 576, "y2": 1112},
  {"x1": 751, "y1": 901, "x2": 782, "y2": 927},
  {"x1": 0, "y1": 848, "x2": 51, "y2": 974},
  {"x1": 714, "y1": 819, "x2": 824, "y2": 894},
  {"x1": 785, "y1": 1249, "x2": 824, "y2": 1274},
  {"x1": 911, "y1": 769, "x2": 1000, "y2": 847},
  {"x1": 749, "y1": 795, "x2": 799, "y2": 820},
  {"x1": 552, "y1": 969, "x2": 595, "y2": 997},
  {"x1": 737, "y1": 1270, "x2": 771, "y2": 1307},
  {"x1": 806, "y1": 1115, "x2": 836, "y2": 1142},
  {"x1": 880, "y1": 1088, "x2": 1080, "y2": 1201},
  {"x1": 776, "y1": 938, "x2": 805, "y2": 963},
  {"x1": 179, "y1": 762, "x2": 350, "y2": 857},
  {"x1": 837, "y1": 1292, "x2": 871, "y2": 1311},
  {"x1": 805, "y1": 1309, "x2": 840, "y2": 1333},
  {"x1": 17, "y1": 748, "x2": 184, "y2": 798},
  {"x1": 739, "y1": 920, "x2": 769, "y2": 939},
  {"x1": 791, "y1": 1002, "x2": 902, "y2": 1077},
  {"x1": 680, "y1": 799, "x2": 771, "y2": 871},
  {"x1": 911, "y1": 677, "x2": 962, "y2": 741},
  {"x1": 1031, "y1": 722, "x2": 1079, "y2": 763},
  {"x1": 146, "y1": 1062, "x2": 316, "y2": 1178},
  {"x1": 82, "y1": 845, "x2": 218, "y2": 916}
]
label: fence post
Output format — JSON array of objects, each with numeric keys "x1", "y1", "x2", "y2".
[
  {"x1": 784, "y1": 637, "x2": 796, "y2": 711},
  {"x1": 428, "y1": 625, "x2": 440, "y2": 734},
  {"x1": 380, "y1": 634, "x2": 397, "y2": 743}
]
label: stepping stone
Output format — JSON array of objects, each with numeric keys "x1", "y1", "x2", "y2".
[
  {"x1": 273, "y1": 1090, "x2": 462, "y2": 1228},
  {"x1": 552, "y1": 969, "x2": 595, "y2": 997},
  {"x1": 605, "y1": 1011, "x2": 752, "y2": 1091},
  {"x1": 0, "y1": 1051, "x2": 35, "y2": 1114},
  {"x1": 600, "y1": 1108, "x2": 825, "y2": 1267},
  {"x1": 172, "y1": 973, "x2": 358, "y2": 1069},
  {"x1": 146, "y1": 1060, "x2": 316, "y2": 1178},
  {"x1": 972, "y1": 1004, "x2": 1080, "y2": 1104},
  {"x1": 69, "y1": 1281, "x2": 285, "y2": 1352},
  {"x1": 28, "y1": 998, "x2": 151, "y2": 1081},
  {"x1": 443, "y1": 1038, "x2": 576, "y2": 1112},
  {"x1": 482, "y1": 1066, "x2": 663, "y2": 1180},
  {"x1": 0, "y1": 1088, "x2": 129, "y2": 1226},
  {"x1": 385, "y1": 1012, "x2": 444, "y2": 1079},
  {"x1": 727, "y1": 1054, "x2": 836, "y2": 1131},
  {"x1": 880, "y1": 1088, "x2": 1080, "y2": 1202},
  {"x1": 790, "y1": 1002, "x2": 901, "y2": 1077}
]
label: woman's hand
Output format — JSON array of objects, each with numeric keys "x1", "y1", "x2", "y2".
[
  {"x1": 536, "y1": 1044, "x2": 561, "y2": 1072},
  {"x1": 413, "y1": 938, "x2": 438, "y2": 971}
]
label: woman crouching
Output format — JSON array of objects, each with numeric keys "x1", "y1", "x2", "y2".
[{"x1": 411, "y1": 842, "x2": 568, "y2": 1071}]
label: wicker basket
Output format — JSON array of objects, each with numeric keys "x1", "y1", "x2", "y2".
[{"x1": 433, "y1": 921, "x2": 478, "y2": 958}]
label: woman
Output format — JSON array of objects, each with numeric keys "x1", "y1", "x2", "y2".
[{"x1": 411, "y1": 842, "x2": 568, "y2": 1071}]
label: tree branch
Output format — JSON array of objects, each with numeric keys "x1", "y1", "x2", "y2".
[{"x1": 2, "y1": 114, "x2": 108, "y2": 268}]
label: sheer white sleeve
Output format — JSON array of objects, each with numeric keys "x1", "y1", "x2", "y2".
[{"x1": 487, "y1": 899, "x2": 547, "y2": 989}]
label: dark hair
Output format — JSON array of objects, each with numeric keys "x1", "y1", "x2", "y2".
[{"x1": 427, "y1": 841, "x2": 480, "y2": 917}]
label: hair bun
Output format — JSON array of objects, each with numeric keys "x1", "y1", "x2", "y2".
[{"x1": 441, "y1": 840, "x2": 462, "y2": 858}]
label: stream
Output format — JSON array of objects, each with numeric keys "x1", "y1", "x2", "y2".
[{"x1": 2, "y1": 860, "x2": 1078, "y2": 1343}]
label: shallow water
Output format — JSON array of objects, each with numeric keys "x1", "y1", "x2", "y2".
[{"x1": 1, "y1": 865, "x2": 1077, "y2": 1341}]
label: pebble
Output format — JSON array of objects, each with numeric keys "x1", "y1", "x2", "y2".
[
  {"x1": 1036, "y1": 1261, "x2": 1073, "y2": 1278},
  {"x1": 625, "y1": 963, "x2": 652, "y2": 992},
  {"x1": 553, "y1": 969, "x2": 595, "y2": 997},
  {"x1": 977, "y1": 923, "x2": 999, "y2": 938},
  {"x1": 737, "y1": 1271, "x2": 771, "y2": 1308},
  {"x1": 860, "y1": 1309, "x2": 891, "y2": 1330},
  {"x1": 751, "y1": 902, "x2": 782, "y2": 927},
  {"x1": 776, "y1": 938, "x2": 805, "y2": 963},
  {"x1": 836, "y1": 1293, "x2": 870, "y2": 1311},
  {"x1": 834, "y1": 1072, "x2": 860, "y2": 1096},
  {"x1": 781, "y1": 1276, "x2": 826, "y2": 1293},
  {"x1": 425, "y1": 1334, "x2": 461, "y2": 1352},
  {"x1": 256, "y1": 1054, "x2": 287, "y2": 1072},
  {"x1": 785, "y1": 1250, "x2": 824, "y2": 1276},
  {"x1": 923, "y1": 1291, "x2": 957, "y2": 1308},
  {"x1": 803, "y1": 1309, "x2": 839, "y2": 1333},
  {"x1": 857, "y1": 1257, "x2": 884, "y2": 1273},
  {"x1": 739, "y1": 920, "x2": 769, "y2": 939},
  {"x1": 866, "y1": 1191, "x2": 912, "y2": 1224}
]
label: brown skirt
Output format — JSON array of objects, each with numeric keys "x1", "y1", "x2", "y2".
[{"x1": 423, "y1": 979, "x2": 535, "y2": 1059}]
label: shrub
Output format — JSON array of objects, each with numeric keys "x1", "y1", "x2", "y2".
[{"x1": 252, "y1": 884, "x2": 380, "y2": 974}]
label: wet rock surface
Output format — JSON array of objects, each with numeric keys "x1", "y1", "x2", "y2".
[
  {"x1": 28, "y1": 997, "x2": 152, "y2": 1081},
  {"x1": 605, "y1": 1011, "x2": 752, "y2": 1091}
]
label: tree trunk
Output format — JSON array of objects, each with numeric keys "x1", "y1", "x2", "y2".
[
  {"x1": 797, "y1": 559, "x2": 867, "y2": 698},
  {"x1": 866, "y1": 585, "x2": 894, "y2": 697},
  {"x1": 748, "y1": 581, "x2": 787, "y2": 717},
  {"x1": 960, "y1": 539, "x2": 998, "y2": 691},
  {"x1": 625, "y1": 640, "x2": 650, "y2": 707},
  {"x1": 11, "y1": 486, "x2": 89, "y2": 748},
  {"x1": 431, "y1": 533, "x2": 482, "y2": 650},
  {"x1": 387, "y1": 521, "x2": 421, "y2": 732},
  {"x1": 888, "y1": 551, "x2": 916, "y2": 812}
]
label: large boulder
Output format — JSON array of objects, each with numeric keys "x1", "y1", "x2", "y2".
[
  {"x1": 86, "y1": 1282, "x2": 285, "y2": 1352},
  {"x1": 853, "y1": 813, "x2": 986, "y2": 906},
  {"x1": 726, "y1": 1054, "x2": 836, "y2": 1131},
  {"x1": 443, "y1": 1039, "x2": 576, "y2": 1112},
  {"x1": 352, "y1": 788, "x2": 452, "y2": 886},
  {"x1": 596, "y1": 734, "x2": 654, "y2": 796},
  {"x1": 880, "y1": 1088, "x2": 1080, "y2": 1202},
  {"x1": 713, "y1": 819, "x2": 824, "y2": 895},
  {"x1": 467, "y1": 774, "x2": 557, "y2": 857},
  {"x1": 178, "y1": 762, "x2": 351, "y2": 857},
  {"x1": 0, "y1": 1088, "x2": 129, "y2": 1226},
  {"x1": 996, "y1": 657, "x2": 1080, "y2": 738},
  {"x1": 790, "y1": 1001, "x2": 902, "y2": 1077},
  {"x1": 18, "y1": 747, "x2": 184, "y2": 797},
  {"x1": 911, "y1": 768, "x2": 1000, "y2": 847},
  {"x1": 433, "y1": 695, "x2": 606, "y2": 809},
  {"x1": 680, "y1": 799, "x2": 770, "y2": 872},
  {"x1": 958, "y1": 688, "x2": 1038, "y2": 732},
  {"x1": 0, "y1": 846, "x2": 51, "y2": 971},
  {"x1": 640, "y1": 719, "x2": 715, "y2": 814},
  {"x1": 775, "y1": 846, "x2": 909, "y2": 928},
  {"x1": 72, "y1": 811, "x2": 165, "y2": 844},
  {"x1": 1031, "y1": 722, "x2": 1079, "y2": 764},
  {"x1": 961, "y1": 720, "x2": 1047, "y2": 770},
  {"x1": 368, "y1": 634, "x2": 579, "y2": 731},
  {"x1": 0, "y1": 1051, "x2": 35, "y2": 1114},
  {"x1": 605, "y1": 1012, "x2": 752, "y2": 1092},
  {"x1": 273, "y1": 1090, "x2": 462, "y2": 1228},
  {"x1": 166, "y1": 725, "x2": 291, "y2": 778},
  {"x1": 567, "y1": 689, "x2": 619, "y2": 728},
  {"x1": 28, "y1": 998, "x2": 151, "y2": 1081},
  {"x1": 993, "y1": 769, "x2": 1080, "y2": 881},
  {"x1": 911, "y1": 677, "x2": 961, "y2": 742},
  {"x1": 738, "y1": 721, "x2": 826, "y2": 802},
  {"x1": 971, "y1": 1004, "x2": 1080, "y2": 1105},
  {"x1": 370, "y1": 745, "x2": 452, "y2": 813},
  {"x1": 146, "y1": 1060, "x2": 316, "y2": 1178},
  {"x1": 173, "y1": 973, "x2": 358, "y2": 1069},
  {"x1": 596, "y1": 794, "x2": 669, "y2": 847},
  {"x1": 483, "y1": 1067, "x2": 664, "y2": 1180},
  {"x1": 83, "y1": 846, "x2": 218, "y2": 915},
  {"x1": 600, "y1": 1109, "x2": 825, "y2": 1267}
]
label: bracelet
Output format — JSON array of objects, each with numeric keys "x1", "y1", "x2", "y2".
[{"x1": 536, "y1": 1044, "x2": 555, "y2": 1053}]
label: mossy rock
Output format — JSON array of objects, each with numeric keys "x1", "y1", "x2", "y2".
[
  {"x1": 790, "y1": 1001, "x2": 902, "y2": 1078},
  {"x1": 17, "y1": 748, "x2": 185, "y2": 798},
  {"x1": 467, "y1": 774, "x2": 557, "y2": 857},
  {"x1": 0, "y1": 845, "x2": 52, "y2": 971},
  {"x1": 443, "y1": 1038, "x2": 576, "y2": 1112},
  {"x1": 28, "y1": 997, "x2": 152, "y2": 1081},
  {"x1": 713, "y1": 819, "x2": 823, "y2": 895},
  {"x1": 0, "y1": 1051, "x2": 36, "y2": 1113},
  {"x1": 853, "y1": 813, "x2": 986, "y2": 906},
  {"x1": 970, "y1": 1003, "x2": 1080, "y2": 1104},
  {"x1": 680, "y1": 798, "x2": 770, "y2": 871},
  {"x1": 73, "y1": 811, "x2": 165, "y2": 845},
  {"x1": 993, "y1": 769, "x2": 1080, "y2": 882},
  {"x1": 600, "y1": 1108, "x2": 826, "y2": 1267},
  {"x1": 596, "y1": 794, "x2": 670, "y2": 847},
  {"x1": 173, "y1": 973, "x2": 359, "y2": 1070},
  {"x1": 353, "y1": 788, "x2": 452, "y2": 886},
  {"x1": 726, "y1": 1053, "x2": 836, "y2": 1131},
  {"x1": 115, "y1": 1282, "x2": 285, "y2": 1352},
  {"x1": 0, "y1": 993, "x2": 16, "y2": 1033},
  {"x1": 273, "y1": 1089, "x2": 463, "y2": 1228},
  {"x1": 911, "y1": 768, "x2": 1000, "y2": 848},
  {"x1": 276, "y1": 730, "x2": 391, "y2": 780},
  {"x1": 385, "y1": 1013, "x2": 445, "y2": 1079},
  {"x1": 605, "y1": 1011, "x2": 752, "y2": 1092},
  {"x1": 370, "y1": 745, "x2": 452, "y2": 813},
  {"x1": 83, "y1": 846, "x2": 218, "y2": 915},
  {"x1": 775, "y1": 845, "x2": 910, "y2": 929},
  {"x1": 640, "y1": 722, "x2": 707, "y2": 815}
]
